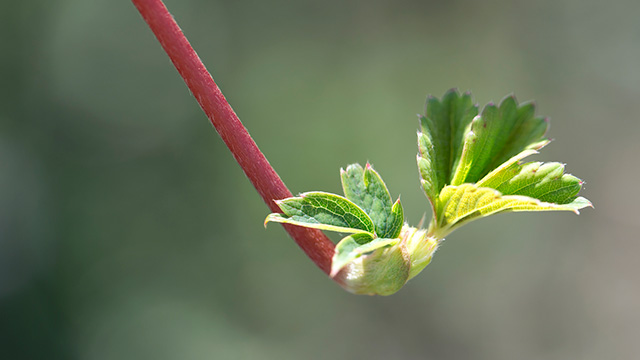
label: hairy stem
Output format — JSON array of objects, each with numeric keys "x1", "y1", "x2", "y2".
[{"x1": 131, "y1": 0, "x2": 335, "y2": 274}]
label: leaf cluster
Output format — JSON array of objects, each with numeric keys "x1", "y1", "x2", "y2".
[
  {"x1": 265, "y1": 89, "x2": 592, "y2": 295},
  {"x1": 418, "y1": 90, "x2": 591, "y2": 238},
  {"x1": 266, "y1": 163, "x2": 405, "y2": 278}
]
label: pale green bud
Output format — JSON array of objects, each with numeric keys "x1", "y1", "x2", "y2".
[{"x1": 332, "y1": 225, "x2": 439, "y2": 296}]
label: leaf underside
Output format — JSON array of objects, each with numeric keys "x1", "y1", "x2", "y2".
[{"x1": 436, "y1": 183, "x2": 591, "y2": 235}]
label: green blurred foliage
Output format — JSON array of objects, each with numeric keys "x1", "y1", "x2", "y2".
[{"x1": 1, "y1": 0, "x2": 639, "y2": 359}]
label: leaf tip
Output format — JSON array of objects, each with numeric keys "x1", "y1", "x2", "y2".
[
  {"x1": 263, "y1": 213, "x2": 276, "y2": 228},
  {"x1": 445, "y1": 87, "x2": 460, "y2": 96},
  {"x1": 569, "y1": 197, "x2": 593, "y2": 214},
  {"x1": 523, "y1": 99, "x2": 537, "y2": 109},
  {"x1": 392, "y1": 197, "x2": 402, "y2": 210},
  {"x1": 531, "y1": 139, "x2": 551, "y2": 150},
  {"x1": 582, "y1": 198, "x2": 594, "y2": 209},
  {"x1": 500, "y1": 93, "x2": 517, "y2": 105}
]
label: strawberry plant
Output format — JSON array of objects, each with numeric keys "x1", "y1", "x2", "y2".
[
  {"x1": 266, "y1": 90, "x2": 591, "y2": 295},
  {"x1": 134, "y1": 0, "x2": 591, "y2": 296}
]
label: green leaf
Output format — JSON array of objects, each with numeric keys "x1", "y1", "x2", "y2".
[
  {"x1": 331, "y1": 234, "x2": 398, "y2": 277},
  {"x1": 340, "y1": 163, "x2": 404, "y2": 238},
  {"x1": 386, "y1": 199, "x2": 404, "y2": 239},
  {"x1": 486, "y1": 101, "x2": 549, "y2": 170},
  {"x1": 417, "y1": 89, "x2": 478, "y2": 206},
  {"x1": 450, "y1": 95, "x2": 549, "y2": 185},
  {"x1": 265, "y1": 192, "x2": 375, "y2": 236},
  {"x1": 477, "y1": 150, "x2": 586, "y2": 205},
  {"x1": 434, "y1": 183, "x2": 592, "y2": 237}
]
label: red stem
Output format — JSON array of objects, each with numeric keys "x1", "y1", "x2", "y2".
[{"x1": 131, "y1": 0, "x2": 335, "y2": 274}]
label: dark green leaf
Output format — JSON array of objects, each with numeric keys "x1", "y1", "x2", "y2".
[
  {"x1": 450, "y1": 95, "x2": 549, "y2": 185},
  {"x1": 418, "y1": 89, "x2": 478, "y2": 206},
  {"x1": 265, "y1": 192, "x2": 375, "y2": 235},
  {"x1": 340, "y1": 163, "x2": 404, "y2": 238}
]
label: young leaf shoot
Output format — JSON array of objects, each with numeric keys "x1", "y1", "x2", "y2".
[{"x1": 265, "y1": 90, "x2": 591, "y2": 295}]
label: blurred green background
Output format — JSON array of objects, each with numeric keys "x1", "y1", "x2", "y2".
[{"x1": 2, "y1": 0, "x2": 639, "y2": 359}]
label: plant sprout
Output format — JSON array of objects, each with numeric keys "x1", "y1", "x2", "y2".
[
  {"x1": 133, "y1": 0, "x2": 590, "y2": 296},
  {"x1": 266, "y1": 90, "x2": 591, "y2": 295}
]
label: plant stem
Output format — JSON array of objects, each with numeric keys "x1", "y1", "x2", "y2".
[{"x1": 131, "y1": 0, "x2": 335, "y2": 274}]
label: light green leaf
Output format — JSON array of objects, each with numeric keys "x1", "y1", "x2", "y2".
[
  {"x1": 265, "y1": 192, "x2": 375, "y2": 236},
  {"x1": 340, "y1": 163, "x2": 404, "y2": 238},
  {"x1": 331, "y1": 234, "x2": 398, "y2": 277},
  {"x1": 418, "y1": 89, "x2": 478, "y2": 207},
  {"x1": 386, "y1": 199, "x2": 404, "y2": 239},
  {"x1": 434, "y1": 183, "x2": 592, "y2": 237},
  {"x1": 478, "y1": 152, "x2": 585, "y2": 205},
  {"x1": 450, "y1": 95, "x2": 549, "y2": 185},
  {"x1": 401, "y1": 226, "x2": 439, "y2": 281},
  {"x1": 475, "y1": 149, "x2": 539, "y2": 189}
]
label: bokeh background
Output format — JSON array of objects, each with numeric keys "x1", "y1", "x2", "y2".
[{"x1": 2, "y1": 0, "x2": 639, "y2": 359}]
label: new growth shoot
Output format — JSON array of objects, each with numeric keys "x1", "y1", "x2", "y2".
[{"x1": 266, "y1": 90, "x2": 591, "y2": 295}]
